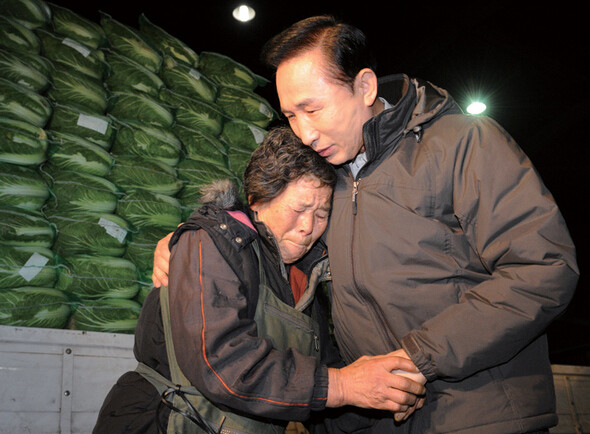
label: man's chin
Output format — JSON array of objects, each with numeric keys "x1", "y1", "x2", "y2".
[
  {"x1": 325, "y1": 154, "x2": 343, "y2": 165},
  {"x1": 326, "y1": 152, "x2": 355, "y2": 166}
]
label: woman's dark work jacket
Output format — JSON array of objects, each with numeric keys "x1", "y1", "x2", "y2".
[{"x1": 93, "y1": 187, "x2": 341, "y2": 433}]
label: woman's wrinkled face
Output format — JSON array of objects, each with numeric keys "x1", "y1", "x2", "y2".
[{"x1": 251, "y1": 176, "x2": 332, "y2": 264}]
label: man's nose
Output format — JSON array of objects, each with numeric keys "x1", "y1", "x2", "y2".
[{"x1": 297, "y1": 119, "x2": 319, "y2": 147}]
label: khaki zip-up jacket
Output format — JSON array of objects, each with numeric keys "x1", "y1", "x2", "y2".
[{"x1": 325, "y1": 74, "x2": 579, "y2": 433}]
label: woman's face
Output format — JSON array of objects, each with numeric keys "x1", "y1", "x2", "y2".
[{"x1": 251, "y1": 176, "x2": 332, "y2": 264}]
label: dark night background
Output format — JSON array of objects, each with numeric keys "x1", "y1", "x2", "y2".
[{"x1": 49, "y1": 0, "x2": 589, "y2": 366}]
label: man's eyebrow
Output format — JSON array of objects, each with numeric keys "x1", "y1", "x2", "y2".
[{"x1": 281, "y1": 98, "x2": 316, "y2": 113}]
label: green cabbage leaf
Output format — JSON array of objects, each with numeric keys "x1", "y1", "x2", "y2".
[
  {"x1": 0, "y1": 162, "x2": 49, "y2": 211},
  {"x1": 56, "y1": 254, "x2": 140, "y2": 300},
  {"x1": 0, "y1": 116, "x2": 48, "y2": 166},
  {"x1": 70, "y1": 297, "x2": 140, "y2": 333},
  {"x1": 47, "y1": 211, "x2": 131, "y2": 257},
  {"x1": 0, "y1": 287, "x2": 71, "y2": 329},
  {"x1": 138, "y1": 14, "x2": 198, "y2": 67}
]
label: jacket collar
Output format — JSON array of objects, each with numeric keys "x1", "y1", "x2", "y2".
[
  {"x1": 361, "y1": 73, "x2": 460, "y2": 165},
  {"x1": 169, "y1": 203, "x2": 258, "y2": 252},
  {"x1": 361, "y1": 74, "x2": 417, "y2": 164}
]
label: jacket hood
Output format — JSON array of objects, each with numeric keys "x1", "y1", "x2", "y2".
[
  {"x1": 199, "y1": 179, "x2": 244, "y2": 211},
  {"x1": 363, "y1": 73, "x2": 462, "y2": 164},
  {"x1": 170, "y1": 179, "x2": 255, "y2": 253}
]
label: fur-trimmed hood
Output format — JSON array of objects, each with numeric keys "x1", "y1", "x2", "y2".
[{"x1": 198, "y1": 179, "x2": 244, "y2": 211}]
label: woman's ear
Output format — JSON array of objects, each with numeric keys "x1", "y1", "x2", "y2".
[{"x1": 356, "y1": 68, "x2": 379, "y2": 107}]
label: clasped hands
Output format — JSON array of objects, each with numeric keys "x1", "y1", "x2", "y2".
[
  {"x1": 152, "y1": 234, "x2": 426, "y2": 422},
  {"x1": 327, "y1": 349, "x2": 426, "y2": 422}
]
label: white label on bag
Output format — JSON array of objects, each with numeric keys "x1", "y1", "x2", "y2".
[
  {"x1": 19, "y1": 252, "x2": 49, "y2": 282},
  {"x1": 62, "y1": 38, "x2": 91, "y2": 57},
  {"x1": 259, "y1": 102, "x2": 271, "y2": 117},
  {"x1": 189, "y1": 68, "x2": 202, "y2": 80},
  {"x1": 77, "y1": 114, "x2": 108, "y2": 134},
  {"x1": 248, "y1": 126, "x2": 265, "y2": 144},
  {"x1": 98, "y1": 217, "x2": 127, "y2": 243}
]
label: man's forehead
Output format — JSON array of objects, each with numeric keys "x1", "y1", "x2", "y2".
[
  {"x1": 277, "y1": 50, "x2": 328, "y2": 85},
  {"x1": 276, "y1": 59, "x2": 334, "y2": 111}
]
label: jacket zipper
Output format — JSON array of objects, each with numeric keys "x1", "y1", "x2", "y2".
[
  {"x1": 348, "y1": 170, "x2": 402, "y2": 351},
  {"x1": 352, "y1": 178, "x2": 362, "y2": 215},
  {"x1": 348, "y1": 171, "x2": 360, "y2": 287}
]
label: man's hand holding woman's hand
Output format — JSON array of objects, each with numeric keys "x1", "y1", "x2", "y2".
[{"x1": 327, "y1": 349, "x2": 426, "y2": 420}]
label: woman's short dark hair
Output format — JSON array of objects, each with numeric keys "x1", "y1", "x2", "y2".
[
  {"x1": 244, "y1": 126, "x2": 336, "y2": 206},
  {"x1": 261, "y1": 15, "x2": 376, "y2": 91}
]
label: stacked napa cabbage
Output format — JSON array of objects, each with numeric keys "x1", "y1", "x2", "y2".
[{"x1": 0, "y1": 0, "x2": 276, "y2": 333}]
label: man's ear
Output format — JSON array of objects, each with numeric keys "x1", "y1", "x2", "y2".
[{"x1": 356, "y1": 68, "x2": 379, "y2": 106}]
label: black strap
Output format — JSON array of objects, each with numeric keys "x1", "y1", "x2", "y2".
[{"x1": 156, "y1": 385, "x2": 220, "y2": 434}]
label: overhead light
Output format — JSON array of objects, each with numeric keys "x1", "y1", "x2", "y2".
[
  {"x1": 233, "y1": 5, "x2": 256, "y2": 22},
  {"x1": 466, "y1": 101, "x2": 486, "y2": 115}
]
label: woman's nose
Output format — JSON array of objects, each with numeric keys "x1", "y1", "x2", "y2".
[{"x1": 299, "y1": 213, "x2": 313, "y2": 234}]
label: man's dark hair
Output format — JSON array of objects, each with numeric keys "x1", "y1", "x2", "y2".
[
  {"x1": 244, "y1": 126, "x2": 336, "y2": 206},
  {"x1": 261, "y1": 15, "x2": 376, "y2": 91}
]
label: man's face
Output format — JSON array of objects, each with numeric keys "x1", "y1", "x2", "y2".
[
  {"x1": 276, "y1": 49, "x2": 375, "y2": 165},
  {"x1": 251, "y1": 176, "x2": 332, "y2": 264}
]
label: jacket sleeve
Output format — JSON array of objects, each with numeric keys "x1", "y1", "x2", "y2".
[
  {"x1": 168, "y1": 229, "x2": 328, "y2": 421},
  {"x1": 402, "y1": 116, "x2": 579, "y2": 381}
]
